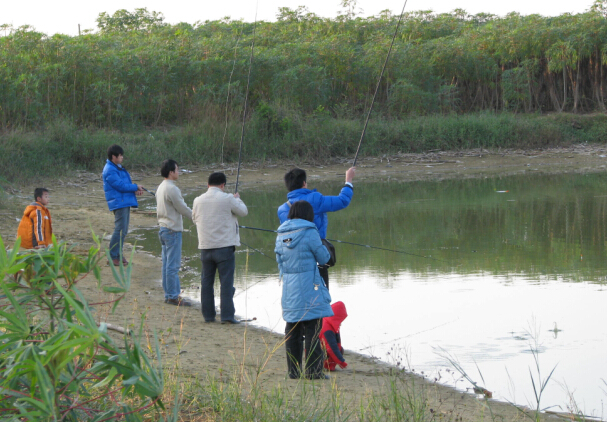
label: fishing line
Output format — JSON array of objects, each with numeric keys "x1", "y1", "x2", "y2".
[
  {"x1": 234, "y1": 273, "x2": 276, "y2": 298},
  {"x1": 234, "y1": 1, "x2": 258, "y2": 194},
  {"x1": 358, "y1": 318, "x2": 459, "y2": 351},
  {"x1": 221, "y1": 23, "x2": 244, "y2": 165},
  {"x1": 235, "y1": 241, "x2": 277, "y2": 297},
  {"x1": 352, "y1": 0, "x2": 409, "y2": 167},
  {"x1": 238, "y1": 225, "x2": 455, "y2": 264},
  {"x1": 240, "y1": 240, "x2": 275, "y2": 262}
]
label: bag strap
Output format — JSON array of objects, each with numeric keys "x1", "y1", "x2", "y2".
[{"x1": 286, "y1": 200, "x2": 291, "y2": 208}]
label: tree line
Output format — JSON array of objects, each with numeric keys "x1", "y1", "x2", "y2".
[{"x1": 2, "y1": 2, "x2": 607, "y2": 131}]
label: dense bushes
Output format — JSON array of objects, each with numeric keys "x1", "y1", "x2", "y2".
[
  {"x1": 4, "y1": 5, "x2": 607, "y2": 181},
  {"x1": 0, "y1": 235, "x2": 168, "y2": 420},
  {"x1": 4, "y1": 4, "x2": 607, "y2": 131}
]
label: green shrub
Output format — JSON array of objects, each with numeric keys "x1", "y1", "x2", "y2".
[{"x1": 0, "y1": 234, "x2": 167, "y2": 421}]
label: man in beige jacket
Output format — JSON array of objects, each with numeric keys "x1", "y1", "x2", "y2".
[
  {"x1": 192, "y1": 172, "x2": 248, "y2": 323},
  {"x1": 156, "y1": 159, "x2": 193, "y2": 306}
]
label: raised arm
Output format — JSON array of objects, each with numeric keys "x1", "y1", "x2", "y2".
[
  {"x1": 314, "y1": 186, "x2": 353, "y2": 213},
  {"x1": 315, "y1": 167, "x2": 355, "y2": 213},
  {"x1": 230, "y1": 194, "x2": 248, "y2": 217}
]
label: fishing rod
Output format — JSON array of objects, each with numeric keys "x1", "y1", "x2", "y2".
[
  {"x1": 142, "y1": 187, "x2": 155, "y2": 196},
  {"x1": 221, "y1": 23, "x2": 244, "y2": 165},
  {"x1": 352, "y1": 0, "x2": 409, "y2": 167},
  {"x1": 234, "y1": 1, "x2": 258, "y2": 194},
  {"x1": 239, "y1": 225, "x2": 455, "y2": 264}
]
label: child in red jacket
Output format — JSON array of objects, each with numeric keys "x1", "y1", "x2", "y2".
[{"x1": 320, "y1": 301, "x2": 348, "y2": 371}]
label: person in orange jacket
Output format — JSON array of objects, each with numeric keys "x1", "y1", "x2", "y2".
[
  {"x1": 320, "y1": 301, "x2": 348, "y2": 371},
  {"x1": 17, "y1": 188, "x2": 53, "y2": 249}
]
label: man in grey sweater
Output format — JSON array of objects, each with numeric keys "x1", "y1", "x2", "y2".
[
  {"x1": 192, "y1": 172, "x2": 248, "y2": 323},
  {"x1": 156, "y1": 159, "x2": 193, "y2": 306}
]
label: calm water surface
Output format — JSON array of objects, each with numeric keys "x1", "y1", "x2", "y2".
[{"x1": 136, "y1": 172, "x2": 607, "y2": 417}]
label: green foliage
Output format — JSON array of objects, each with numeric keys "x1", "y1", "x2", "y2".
[
  {"x1": 271, "y1": 65, "x2": 330, "y2": 112},
  {"x1": 0, "y1": 234, "x2": 166, "y2": 421},
  {"x1": 4, "y1": 7, "x2": 607, "y2": 180},
  {"x1": 0, "y1": 176, "x2": 8, "y2": 208},
  {"x1": 388, "y1": 79, "x2": 437, "y2": 115},
  {"x1": 502, "y1": 62, "x2": 535, "y2": 112},
  {"x1": 96, "y1": 8, "x2": 165, "y2": 33}
]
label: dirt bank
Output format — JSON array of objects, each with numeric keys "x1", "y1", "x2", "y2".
[{"x1": 3, "y1": 145, "x2": 605, "y2": 421}]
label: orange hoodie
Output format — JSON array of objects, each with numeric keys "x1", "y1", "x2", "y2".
[{"x1": 17, "y1": 202, "x2": 53, "y2": 249}]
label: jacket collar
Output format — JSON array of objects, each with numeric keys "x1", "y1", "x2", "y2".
[
  {"x1": 106, "y1": 159, "x2": 125, "y2": 170},
  {"x1": 287, "y1": 188, "x2": 316, "y2": 200},
  {"x1": 277, "y1": 218, "x2": 317, "y2": 233},
  {"x1": 29, "y1": 201, "x2": 47, "y2": 210}
]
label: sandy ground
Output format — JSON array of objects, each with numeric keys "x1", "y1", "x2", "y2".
[{"x1": 3, "y1": 145, "x2": 607, "y2": 421}]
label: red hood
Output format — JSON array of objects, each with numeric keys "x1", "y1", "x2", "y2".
[{"x1": 323, "y1": 301, "x2": 347, "y2": 333}]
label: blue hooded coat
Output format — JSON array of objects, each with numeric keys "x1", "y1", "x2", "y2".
[
  {"x1": 102, "y1": 159, "x2": 139, "y2": 211},
  {"x1": 275, "y1": 218, "x2": 333, "y2": 322},
  {"x1": 277, "y1": 185, "x2": 353, "y2": 239}
]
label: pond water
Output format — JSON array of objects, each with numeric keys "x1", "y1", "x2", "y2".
[{"x1": 136, "y1": 173, "x2": 607, "y2": 417}]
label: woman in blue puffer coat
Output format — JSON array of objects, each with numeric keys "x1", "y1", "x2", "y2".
[{"x1": 275, "y1": 200, "x2": 333, "y2": 380}]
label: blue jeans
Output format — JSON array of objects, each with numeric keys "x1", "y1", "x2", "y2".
[
  {"x1": 159, "y1": 228, "x2": 183, "y2": 300},
  {"x1": 109, "y1": 207, "x2": 130, "y2": 260},
  {"x1": 200, "y1": 246, "x2": 236, "y2": 321}
]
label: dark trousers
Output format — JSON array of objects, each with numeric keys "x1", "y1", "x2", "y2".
[
  {"x1": 318, "y1": 265, "x2": 329, "y2": 290},
  {"x1": 285, "y1": 318, "x2": 324, "y2": 379},
  {"x1": 200, "y1": 246, "x2": 236, "y2": 322}
]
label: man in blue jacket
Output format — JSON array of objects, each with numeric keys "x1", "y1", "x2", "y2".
[
  {"x1": 103, "y1": 144, "x2": 144, "y2": 266},
  {"x1": 277, "y1": 167, "x2": 355, "y2": 289}
]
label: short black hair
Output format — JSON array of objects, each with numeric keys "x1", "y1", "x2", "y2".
[
  {"x1": 107, "y1": 144, "x2": 124, "y2": 161},
  {"x1": 287, "y1": 200, "x2": 314, "y2": 222},
  {"x1": 160, "y1": 159, "x2": 178, "y2": 178},
  {"x1": 208, "y1": 172, "x2": 227, "y2": 186},
  {"x1": 34, "y1": 188, "x2": 49, "y2": 201},
  {"x1": 284, "y1": 168, "x2": 306, "y2": 191}
]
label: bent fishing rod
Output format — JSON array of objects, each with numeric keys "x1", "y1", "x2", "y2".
[
  {"x1": 239, "y1": 225, "x2": 455, "y2": 265},
  {"x1": 353, "y1": 0, "x2": 409, "y2": 167},
  {"x1": 234, "y1": 1, "x2": 258, "y2": 194}
]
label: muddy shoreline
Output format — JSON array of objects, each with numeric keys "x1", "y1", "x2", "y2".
[{"x1": 3, "y1": 146, "x2": 606, "y2": 421}]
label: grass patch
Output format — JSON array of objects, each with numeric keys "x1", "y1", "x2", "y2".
[{"x1": 1, "y1": 112, "x2": 607, "y2": 183}]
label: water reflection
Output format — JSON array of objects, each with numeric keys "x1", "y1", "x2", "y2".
[{"x1": 135, "y1": 172, "x2": 607, "y2": 416}]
